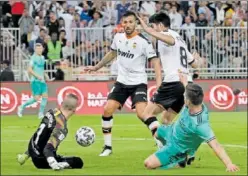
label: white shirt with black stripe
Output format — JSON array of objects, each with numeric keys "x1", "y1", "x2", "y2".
[{"x1": 111, "y1": 33, "x2": 157, "y2": 85}]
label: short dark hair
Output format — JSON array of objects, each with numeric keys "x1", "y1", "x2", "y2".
[
  {"x1": 60, "y1": 29, "x2": 66, "y2": 34},
  {"x1": 150, "y1": 12, "x2": 171, "y2": 27},
  {"x1": 2, "y1": 60, "x2": 10, "y2": 66},
  {"x1": 40, "y1": 28, "x2": 46, "y2": 32},
  {"x1": 122, "y1": 11, "x2": 137, "y2": 20},
  {"x1": 185, "y1": 84, "x2": 204, "y2": 106}
]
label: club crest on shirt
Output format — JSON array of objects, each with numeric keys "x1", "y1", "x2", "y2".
[{"x1": 133, "y1": 42, "x2": 137, "y2": 49}]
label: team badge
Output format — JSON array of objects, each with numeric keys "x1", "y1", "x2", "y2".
[{"x1": 133, "y1": 42, "x2": 137, "y2": 49}]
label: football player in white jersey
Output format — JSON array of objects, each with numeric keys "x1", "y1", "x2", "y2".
[
  {"x1": 85, "y1": 11, "x2": 162, "y2": 156},
  {"x1": 161, "y1": 52, "x2": 200, "y2": 125},
  {"x1": 136, "y1": 12, "x2": 199, "y2": 143}
]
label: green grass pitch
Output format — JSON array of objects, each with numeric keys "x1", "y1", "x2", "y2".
[{"x1": 1, "y1": 112, "x2": 247, "y2": 175}]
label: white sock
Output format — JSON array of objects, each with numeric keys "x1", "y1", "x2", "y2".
[
  {"x1": 104, "y1": 134, "x2": 112, "y2": 147},
  {"x1": 102, "y1": 116, "x2": 113, "y2": 147}
]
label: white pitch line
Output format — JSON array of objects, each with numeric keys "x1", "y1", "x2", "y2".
[{"x1": 0, "y1": 138, "x2": 247, "y2": 149}]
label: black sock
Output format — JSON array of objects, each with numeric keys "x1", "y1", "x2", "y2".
[{"x1": 144, "y1": 116, "x2": 160, "y2": 136}]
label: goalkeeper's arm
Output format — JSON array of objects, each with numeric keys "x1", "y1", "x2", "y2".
[{"x1": 43, "y1": 129, "x2": 68, "y2": 170}]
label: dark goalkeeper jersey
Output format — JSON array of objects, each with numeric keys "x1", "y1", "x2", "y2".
[{"x1": 28, "y1": 108, "x2": 68, "y2": 158}]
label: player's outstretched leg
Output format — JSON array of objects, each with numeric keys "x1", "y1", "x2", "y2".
[
  {"x1": 17, "y1": 151, "x2": 30, "y2": 165},
  {"x1": 100, "y1": 100, "x2": 120, "y2": 156},
  {"x1": 141, "y1": 102, "x2": 163, "y2": 148},
  {"x1": 38, "y1": 96, "x2": 48, "y2": 119},
  {"x1": 144, "y1": 154, "x2": 162, "y2": 169},
  {"x1": 38, "y1": 84, "x2": 48, "y2": 119},
  {"x1": 17, "y1": 97, "x2": 38, "y2": 117}
]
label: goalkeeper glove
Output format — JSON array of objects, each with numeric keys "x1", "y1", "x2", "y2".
[{"x1": 47, "y1": 157, "x2": 69, "y2": 170}]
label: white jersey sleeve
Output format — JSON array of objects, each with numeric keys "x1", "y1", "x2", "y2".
[
  {"x1": 158, "y1": 29, "x2": 193, "y2": 82},
  {"x1": 144, "y1": 42, "x2": 157, "y2": 61},
  {"x1": 110, "y1": 33, "x2": 118, "y2": 51}
]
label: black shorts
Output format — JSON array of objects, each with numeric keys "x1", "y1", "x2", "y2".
[
  {"x1": 151, "y1": 82, "x2": 185, "y2": 113},
  {"x1": 108, "y1": 82, "x2": 147, "y2": 109}
]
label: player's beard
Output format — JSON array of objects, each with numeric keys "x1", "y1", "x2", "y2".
[{"x1": 124, "y1": 26, "x2": 135, "y2": 36}]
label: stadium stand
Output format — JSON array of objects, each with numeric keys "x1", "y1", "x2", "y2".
[{"x1": 0, "y1": 0, "x2": 247, "y2": 81}]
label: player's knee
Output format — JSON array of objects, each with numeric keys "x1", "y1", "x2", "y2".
[
  {"x1": 34, "y1": 96, "x2": 40, "y2": 101},
  {"x1": 42, "y1": 95, "x2": 48, "y2": 99},
  {"x1": 144, "y1": 159, "x2": 155, "y2": 169},
  {"x1": 136, "y1": 111, "x2": 144, "y2": 120},
  {"x1": 103, "y1": 105, "x2": 115, "y2": 117}
]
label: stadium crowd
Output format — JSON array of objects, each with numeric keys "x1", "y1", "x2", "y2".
[{"x1": 1, "y1": 0, "x2": 247, "y2": 80}]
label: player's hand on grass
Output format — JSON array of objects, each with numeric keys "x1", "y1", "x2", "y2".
[
  {"x1": 47, "y1": 157, "x2": 69, "y2": 171},
  {"x1": 84, "y1": 66, "x2": 98, "y2": 73},
  {"x1": 226, "y1": 163, "x2": 240, "y2": 172}
]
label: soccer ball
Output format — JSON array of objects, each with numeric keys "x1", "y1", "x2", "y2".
[{"x1": 75, "y1": 126, "x2": 95, "y2": 147}]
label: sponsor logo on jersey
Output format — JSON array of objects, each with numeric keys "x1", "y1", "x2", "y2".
[
  {"x1": 117, "y1": 49, "x2": 134, "y2": 59},
  {"x1": 0, "y1": 87, "x2": 18, "y2": 113},
  {"x1": 135, "y1": 91, "x2": 146, "y2": 95}
]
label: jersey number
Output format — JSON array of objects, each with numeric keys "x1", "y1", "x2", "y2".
[
  {"x1": 34, "y1": 123, "x2": 46, "y2": 145},
  {"x1": 180, "y1": 47, "x2": 187, "y2": 68}
]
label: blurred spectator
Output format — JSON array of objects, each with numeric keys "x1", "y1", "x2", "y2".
[
  {"x1": 0, "y1": 60, "x2": 15, "y2": 82},
  {"x1": 34, "y1": 10, "x2": 45, "y2": 24},
  {"x1": 87, "y1": 11, "x2": 103, "y2": 43},
  {"x1": 35, "y1": 29, "x2": 46, "y2": 46},
  {"x1": 198, "y1": 2, "x2": 213, "y2": 25},
  {"x1": 100, "y1": 1, "x2": 117, "y2": 28},
  {"x1": 155, "y1": 1, "x2": 165, "y2": 14},
  {"x1": 88, "y1": 11, "x2": 103, "y2": 27},
  {"x1": 45, "y1": 32, "x2": 62, "y2": 62},
  {"x1": 187, "y1": 2, "x2": 197, "y2": 22},
  {"x1": 59, "y1": 6, "x2": 74, "y2": 41},
  {"x1": 18, "y1": 9, "x2": 35, "y2": 36},
  {"x1": 47, "y1": 11, "x2": 59, "y2": 36},
  {"x1": 2, "y1": 1, "x2": 12, "y2": 27},
  {"x1": 215, "y1": 2, "x2": 225, "y2": 25},
  {"x1": 163, "y1": 2, "x2": 172, "y2": 15},
  {"x1": 181, "y1": 16, "x2": 195, "y2": 42},
  {"x1": 71, "y1": 13, "x2": 86, "y2": 46},
  {"x1": 47, "y1": 1, "x2": 63, "y2": 18},
  {"x1": 169, "y1": 4, "x2": 183, "y2": 28},
  {"x1": 140, "y1": 1, "x2": 156, "y2": 17},
  {"x1": 228, "y1": 31, "x2": 243, "y2": 67},
  {"x1": 60, "y1": 6, "x2": 75, "y2": 40},
  {"x1": 34, "y1": 19, "x2": 47, "y2": 36},
  {"x1": 59, "y1": 30, "x2": 67, "y2": 47},
  {"x1": 10, "y1": 0, "x2": 26, "y2": 27},
  {"x1": 54, "y1": 61, "x2": 65, "y2": 81},
  {"x1": 58, "y1": 17, "x2": 65, "y2": 31},
  {"x1": 196, "y1": 13, "x2": 208, "y2": 27},
  {"x1": 116, "y1": 0, "x2": 130, "y2": 24},
  {"x1": 129, "y1": 2, "x2": 138, "y2": 12},
  {"x1": 80, "y1": 2, "x2": 92, "y2": 23}
]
